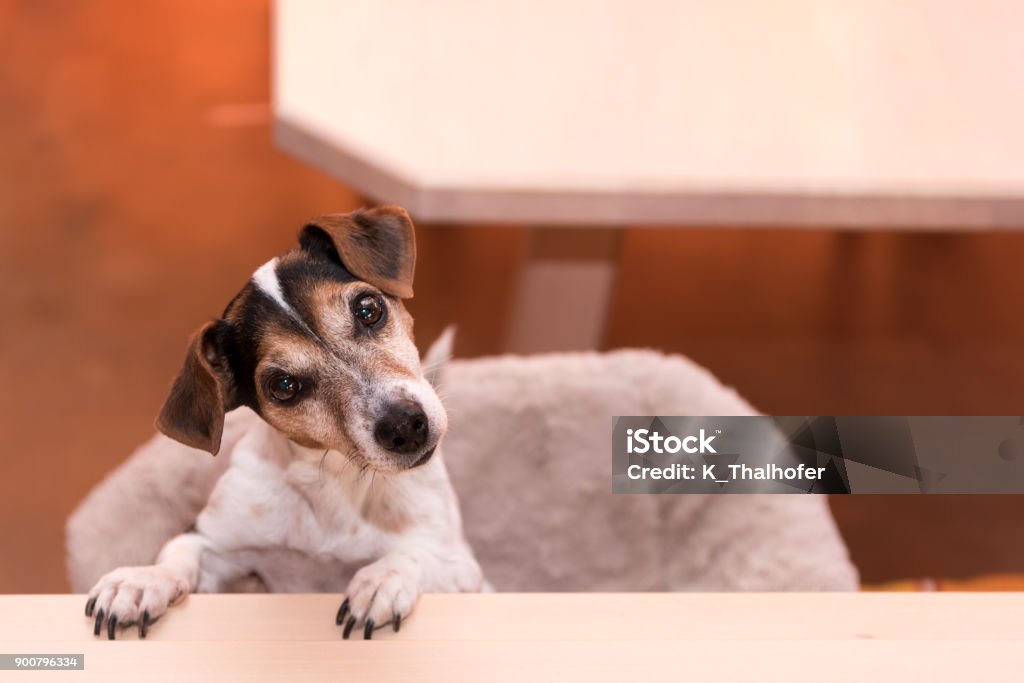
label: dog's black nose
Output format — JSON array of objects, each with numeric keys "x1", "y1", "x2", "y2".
[{"x1": 373, "y1": 400, "x2": 429, "y2": 455}]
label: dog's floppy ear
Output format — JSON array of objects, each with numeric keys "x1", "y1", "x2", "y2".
[
  {"x1": 299, "y1": 205, "x2": 417, "y2": 298},
  {"x1": 156, "y1": 320, "x2": 235, "y2": 455}
]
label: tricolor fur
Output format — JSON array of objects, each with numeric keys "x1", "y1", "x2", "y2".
[{"x1": 84, "y1": 206, "x2": 483, "y2": 640}]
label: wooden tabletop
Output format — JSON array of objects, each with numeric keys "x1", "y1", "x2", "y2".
[
  {"x1": 1, "y1": 593, "x2": 1022, "y2": 680},
  {"x1": 273, "y1": 1, "x2": 1024, "y2": 228}
]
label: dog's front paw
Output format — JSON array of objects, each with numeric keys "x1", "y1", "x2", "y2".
[
  {"x1": 336, "y1": 557, "x2": 420, "y2": 639},
  {"x1": 85, "y1": 565, "x2": 189, "y2": 640}
]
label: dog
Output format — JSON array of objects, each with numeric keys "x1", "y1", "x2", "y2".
[{"x1": 83, "y1": 206, "x2": 484, "y2": 640}]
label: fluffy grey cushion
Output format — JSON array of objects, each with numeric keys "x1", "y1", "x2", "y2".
[{"x1": 67, "y1": 349, "x2": 858, "y2": 593}]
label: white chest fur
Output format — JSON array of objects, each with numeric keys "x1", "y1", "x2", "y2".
[
  {"x1": 192, "y1": 417, "x2": 464, "y2": 593},
  {"x1": 193, "y1": 426, "x2": 408, "y2": 592}
]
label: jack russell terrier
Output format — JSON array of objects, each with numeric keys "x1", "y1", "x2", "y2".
[{"x1": 84, "y1": 206, "x2": 484, "y2": 639}]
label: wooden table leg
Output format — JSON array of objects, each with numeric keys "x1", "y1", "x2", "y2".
[{"x1": 504, "y1": 228, "x2": 622, "y2": 353}]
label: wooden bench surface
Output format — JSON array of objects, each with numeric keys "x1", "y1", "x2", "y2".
[{"x1": 0, "y1": 593, "x2": 1021, "y2": 680}]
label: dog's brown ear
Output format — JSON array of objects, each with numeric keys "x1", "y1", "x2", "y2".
[
  {"x1": 156, "y1": 320, "x2": 234, "y2": 455},
  {"x1": 299, "y1": 205, "x2": 417, "y2": 298}
]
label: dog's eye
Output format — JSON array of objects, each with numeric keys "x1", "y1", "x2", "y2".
[
  {"x1": 268, "y1": 374, "x2": 301, "y2": 402},
  {"x1": 352, "y1": 293, "x2": 384, "y2": 327}
]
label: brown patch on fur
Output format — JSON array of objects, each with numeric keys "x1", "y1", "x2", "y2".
[
  {"x1": 291, "y1": 280, "x2": 419, "y2": 386},
  {"x1": 290, "y1": 434, "x2": 326, "y2": 450},
  {"x1": 249, "y1": 322, "x2": 366, "y2": 453},
  {"x1": 255, "y1": 325, "x2": 322, "y2": 371},
  {"x1": 300, "y1": 206, "x2": 416, "y2": 299},
  {"x1": 298, "y1": 278, "x2": 360, "y2": 341},
  {"x1": 372, "y1": 355, "x2": 418, "y2": 380}
]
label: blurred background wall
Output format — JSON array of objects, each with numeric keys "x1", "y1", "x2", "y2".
[{"x1": 1, "y1": 0, "x2": 1023, "y2": 593}]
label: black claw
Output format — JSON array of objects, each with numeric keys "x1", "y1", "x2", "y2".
[
  {"x1": 94, "y1": 610, "x2": 104, "y2": 636},
  {"x1": 393, "y1": 612, "x2": 401, "y2": 633},
  {"x1": 343, "y1": 616, "x2": 357, "y2": 639},
  {"x1": 336, "y1": 598, "x2": 350, "y2": 625},
  {"x1": 364, "y1": 619, "x2": 374, "y2": 640},
  {"x1": 139, "y1": 611, "x2": 150, "y2": 639},
  {"x1": 85, "y1": 597, "x2": 96, "y2": 617},
  {"x1": 107, "y1": 614, "x2": 118, "y2": 640}
]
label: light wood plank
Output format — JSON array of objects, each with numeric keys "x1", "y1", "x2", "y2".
[
  {"x1": 2, "y1": 593, "x2": 1022, "y2": 643},
  {"x1": 3, "y1": 594, "x2": 1023, "y2": 681}
]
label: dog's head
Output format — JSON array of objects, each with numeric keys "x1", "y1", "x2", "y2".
[{"x1": 155, "y1": 205, "x2": 446, "y2": 473}]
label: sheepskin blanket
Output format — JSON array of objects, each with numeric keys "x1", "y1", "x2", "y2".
[{"x1": 67, "y1": 350, "x2": 858, "y2": 593}]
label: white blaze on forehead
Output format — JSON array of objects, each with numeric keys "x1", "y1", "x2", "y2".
[{"x1": 252, "y1": 258, "x2": 297, "y2": 317}]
